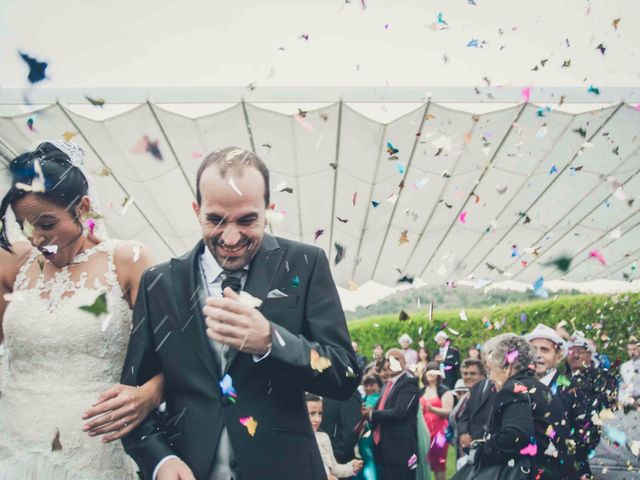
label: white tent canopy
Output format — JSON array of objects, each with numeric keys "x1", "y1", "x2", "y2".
[{"x1": 1, "y1": 89, "x2": 638, "y2": 289}]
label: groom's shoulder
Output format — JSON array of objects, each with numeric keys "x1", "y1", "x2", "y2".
[{"x1": 272, "y1": 235, "x2": 322, "y2": 256}]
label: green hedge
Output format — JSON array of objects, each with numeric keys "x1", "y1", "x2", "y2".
[{"x1": 348, "y1": 292, "x2": 640, "y2": 363}]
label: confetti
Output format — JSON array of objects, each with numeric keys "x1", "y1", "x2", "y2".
[
  {"x1": 79, "y1": 292, "x2": 108, "y2": 317},
  {"x1": 352, "y1": 191, "x2": 357, "y2": 206},
  {"x1": 85, "y1": 95, "x2": 105, "y2": 107},
  {"x1": 532, "y1": 276, "x2": 548, "y2": 299},
  {"x1": 15, "y1": 159, "x2": 45, "y2": 193},
  {"x1": 408, "y1": 453, "x2": 418, "y2": 469},
  {"x1": 132, "y1": 244, "x2": 142, "y2": 262},
  {"x1": 505, "y1": 349, "x2": 519, "y2": 364},
  {"x1": 519, "y1": 441, "x2": 537, "y2": 456},
  {"x1": 398, "y1": 310, "x2": 410, "y2": 321},
  {"x1": 314, "y1": 229, "x2": 324, "y2": 241},
  {"x1": 132, "y1": 136, "x2": 163, "y2": 161},
  {"x1": 51, "y1": 429, "x2": 63, "y2": 451},
  {"x1": 544, "y1": 256, "x2": 572, "y2": 272},
  {"x1": 398, "y1": 230, "x2": 409, "y2": 245},
  {"x1": 310, "y1": 349, "x2": 332, "y2": 373},
  {"x1": 334, "y1": 242, "x2": 346, "y2": 265},
  {"x1": 589, "y1": 250, "x2": 607, "y2": 266},
  {"x1": 609, "y1": 228, "x2": 621, "y2": 240},
  {"x1": 396, "y1": 162, "x2": 405, "y2": 174},
  {"x1": 219, "y1": 373, "x2": 237, "y2": 400},
  {"x1": 467, "y1": 39, "x2": 479, "y2": 48},
  {"x1": 388, "y1": 355, "x2": 403, "y2": 372},
  {"x1": 459, "y1": 211, "x2": 467, "y2": 223},
  {"x1": 371, "y1": 201, "x2": 380, "y2": 208},
  {"x1": 521, "y1": 86, "x2": 531, "y2": 103},
  {"x1": 239, "y1": 416, "x2": 258, "y2": 436},
  {"x1": 62, "y1": 131, "x2": 77, "y2": 142},
  {"x1": 291, "y1": 275, "x2": 300, "y2": 287},
  {"x1": 459, "y1": 310, "x2": 468, "y2": 321},
  {"x1": 238, "y1": 291, "x2": 262, "y2": 309},
  {"x1": 595, "y1": 43, "x2": 606, "y2": 55},
  {"x1": 42, "y1": 245, "x2": 58, "y2": 255},
  {"x1": 587, "y1": 85, "x2": 600, "y2": 95},
  {"x1": 19, "y1": 51, "x2": 48, "y2": 84},
  {"x1": 513, "y1": 384, "x2": 528, "y2": 394}
]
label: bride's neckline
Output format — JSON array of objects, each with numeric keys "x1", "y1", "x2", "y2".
[{"x1": 40, "y1": 240, "x2": 112, "y2": 267}]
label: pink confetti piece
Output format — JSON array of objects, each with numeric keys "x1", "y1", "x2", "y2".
[
  {"x1": 191, "y1": 150, "x2": 203, "y2": 159},
  {"x1": 521, "y1": 86, "x2": 531, "y2": 103},
  {"x1": 520, "y1": 443, "x2": 538, "y2": 456},
  {"x1": 589, "y1": 249, "x2": 607, "y2": 266},
  {"x1": 513, "y1": 384, "x2": 528, "y2": 394},
  {"x1": 459, "y1": 211, "x2": 467, "y2": 223},
  {"x1": 86, "y1": 218, "x2": 96, "y2": 235},
  {"x1": 505, "y1": 349, "x2": 519, "y2": 364}
]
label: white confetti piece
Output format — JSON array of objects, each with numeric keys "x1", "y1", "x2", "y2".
[
  {"x1": 132, "y1": 244, "x2": 142, "y2": 262},
  {"x1": 42, "y1": 245, "x2": 58, "y2": 255},
  {"x1": 101, "y1": 314, "x2": 113, "y2": 332},
  {"x1": 228, "y1": 177, "x2": 243, "y2": 196},
  {"x1": 273, "y1": 328, "x2": 286, "y2": 347},
  {"x1": 459, "y1": 310, "x2": 468, "y2": 321},
  {"x1": 388, "y1": 355, "x2": 402, "y2": 372},
  {"x1": 238, "y1": 291, "x2": 262, "y2": 309},
  {"x1": 609, "y1": 228, "x2": 622, "y2": 240}
]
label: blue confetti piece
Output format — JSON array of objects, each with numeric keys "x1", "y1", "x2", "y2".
[
  {"x1": 467, "y1": 39, "x2": 478, "y2": 48},
  {"x1": 520, "y1": 312, "x2": 527, "y2": 323},
  {"x1": 532, "y1": 276, "x2": 549, "y2": 299},
  {"x1": 396, "y1": 162, "x2": 405, "y2": 174},
  {"x1": 291, "y1": 275, "x2": 300, "y2": 287},
  {"x1": 549, "y1": 165, "x2": 558, "y2": 175},
  {"x1": 219, "y1": 374, "x2": 237, "y2": 399},
  {"x1": 371, "y1": 201, "x2": 380, "y2": 208},
  {"x1": 536, "y1": 106, "x2": 551, "y2": 117},
  {"x1": 587, "y1": 85, "x2": 600, "y2": 95}
]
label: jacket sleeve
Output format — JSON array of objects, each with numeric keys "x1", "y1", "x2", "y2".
[
  {"x1": 332, "y1": 393, "x2": 362, "y2": 462},
  {"x1": 262, "y1": 248, "x2": 360, "y2": 401},
  {"x1": 481, "y1": 389, "x2": 534, "y2": 464},
  {"x1": 457, "y1": 394, "x2": 471, "y2": 437},
  {"x1": 120, "y1": 270, "x2": 176, "y2": 480},
  {"x1": 370, "y1": 378, "x2": 420, "y2": 426}
]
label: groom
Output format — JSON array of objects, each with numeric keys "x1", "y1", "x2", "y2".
[{"x1": 121, "y1": 147, "x2": 360, "y2": 480}]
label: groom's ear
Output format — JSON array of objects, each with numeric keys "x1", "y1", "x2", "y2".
[{"x1": 192, "y1": 201, "x2": 200, "y2": 219}]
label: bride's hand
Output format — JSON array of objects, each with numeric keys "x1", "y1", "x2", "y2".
[{"x1": 82, "y1": 374, "x2": 164, "y2": 443}]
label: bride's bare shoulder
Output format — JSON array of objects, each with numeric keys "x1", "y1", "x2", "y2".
[
  {"x1": 112, "y1": 240, "x2": 156, "y2": 280},
  {"x1": 0, "y1": 241, "x2": 34, "y2": 287}
]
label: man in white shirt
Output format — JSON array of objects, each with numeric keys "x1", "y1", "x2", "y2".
[{"x1": 121, "y1": 147, "x2": 360, "y2": 480}]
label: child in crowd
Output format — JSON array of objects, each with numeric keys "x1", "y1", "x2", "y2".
[{"x1": 306, "y1": 393, "x2": 364, "y2": 480}]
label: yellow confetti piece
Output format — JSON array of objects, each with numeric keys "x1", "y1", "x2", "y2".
[
  {"x1": 310, "y1": 349, "x2": 332, "y2": 373},
  {"x1": 239, "y1": 416, "x2": 258, "y2": 437},
  {"x1": 62, "y1": 131, "x2": 77, "y2": 141}
]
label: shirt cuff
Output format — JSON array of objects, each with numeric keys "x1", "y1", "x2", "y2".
[
  {"x1": 253, "y1": 348, "x2": 271, "y2": 362},
  {"x1": 153, "y1": 455, "x2": 180, "y2": 480}
]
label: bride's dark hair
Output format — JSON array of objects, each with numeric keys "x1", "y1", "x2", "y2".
[{"x1": 0, "y1": 142, "x2": 89, "y2": 253}]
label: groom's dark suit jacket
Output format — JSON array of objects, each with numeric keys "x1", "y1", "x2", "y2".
[{"x1": 121, "y1": 234, "x2": 360, "y2": 480}]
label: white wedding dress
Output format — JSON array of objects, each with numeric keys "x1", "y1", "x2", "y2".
[{"x1": 0, "y1": 239, "x2": 137, "y2": 479}]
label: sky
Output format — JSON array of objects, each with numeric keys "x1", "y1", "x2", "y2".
[{"x1": 1, "y1": 0, "x2": 639, "y2": 309}]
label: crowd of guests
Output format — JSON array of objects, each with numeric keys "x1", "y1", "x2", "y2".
[{"x1": 307, "y1": 326, "x2": 640, "y2": 480}]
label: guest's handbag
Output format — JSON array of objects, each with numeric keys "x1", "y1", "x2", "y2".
[{"x1": 451, "y1": 443, "x2": 533, "y2": 480}]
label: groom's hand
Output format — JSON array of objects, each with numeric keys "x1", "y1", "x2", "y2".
[
  {"x1": 204, "y1": 288, "x2": 272, "y2": 355},
  {"x1": 157, "y1": 458, "x2": 195, "y2": 480}
]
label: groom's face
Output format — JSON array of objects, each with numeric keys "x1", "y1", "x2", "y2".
[{"x1": 194, "y1": 165, "x2": 266, "y2": 271}]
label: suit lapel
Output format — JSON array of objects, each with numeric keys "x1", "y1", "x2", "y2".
[
  {"x1": 224, "y1": 234, "x2": 285, "y2": 373},
  {"x1": 171, "y1": 240, "x2": 221, "y2": 383},
  {"x1": 474, "y1": 379, "x2": 493, "y2": 414}
]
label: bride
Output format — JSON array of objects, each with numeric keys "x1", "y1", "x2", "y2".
[{"x1": 0, "y1": 141, "x2": 164, "y2": 479}]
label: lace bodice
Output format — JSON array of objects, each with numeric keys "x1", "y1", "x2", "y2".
[{"x1": 0, "y1": 239, "x2": 137, "y2": 479}]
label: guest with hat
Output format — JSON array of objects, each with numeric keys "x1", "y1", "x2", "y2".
[
  {"x1": 398, "y1": 334, "x2": 418, "y2": 370},
  {"x1": 525, "y1": 324, "x2": 578, "y2": 479}
]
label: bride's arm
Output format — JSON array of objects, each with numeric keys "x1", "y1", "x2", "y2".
[
  {"x1": 82, "y1": 241, "x2": 165, "y2": 443},
  {"x1": 0, "y1": 242, "x2": 33, "y2": 345}
]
